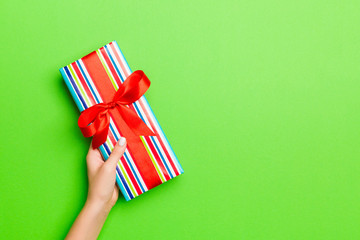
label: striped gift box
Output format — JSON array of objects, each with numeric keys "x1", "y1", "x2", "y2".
[{"x1": 60, "y1": 41, "x2": 183, "y2": 201}]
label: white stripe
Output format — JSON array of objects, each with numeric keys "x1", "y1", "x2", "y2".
[
  {"x1": 132, "y1": 98, "x2": 155, "y2": 133},
  {"x1": 106, "y1": 44, "x2": 127, "y2": 78},
  {"x1": 113, "y1": 42, "x2": 131, "y2": 75},
  {"x1": 151, "y1": 135, "x2": 176, "y2": 177}
]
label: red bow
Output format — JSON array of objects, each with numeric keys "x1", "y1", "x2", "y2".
[{"x1": 78, "y1": 70, "x2": 155, "y2": 149}]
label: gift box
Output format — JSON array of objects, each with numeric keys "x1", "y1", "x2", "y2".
[{"x1": 60, "y1": 41, "x2": 183, "y2": 201}]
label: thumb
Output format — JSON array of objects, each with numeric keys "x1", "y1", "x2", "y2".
[{"x1": 106, "y1": 137, "x2": 127, "y2": 169}]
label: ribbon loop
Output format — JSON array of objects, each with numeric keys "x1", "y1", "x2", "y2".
[
  {"x1": 78, "y1": 70, "x2": 155, "y2": 149},
  {"x1": 113, "y1": 70, "x2": 151, "y2": 104}
]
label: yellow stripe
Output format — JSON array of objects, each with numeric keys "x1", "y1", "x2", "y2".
[
  {"x1": 106, "y1": 138, "x2": 112, "y2": 149},
  {"x1": 140, "y1": 137, "x2": 165, "y2": 182},
  {"x1": 96, "y1": 50, "x2": 118, "y2": 90},
  {"x1": 68, "y1": 64, "x2": 91, "y2": 107}
]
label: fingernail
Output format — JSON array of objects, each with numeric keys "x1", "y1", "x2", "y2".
[{"x1": 119, "y1": 137, "x2": 126, "y2": 146}]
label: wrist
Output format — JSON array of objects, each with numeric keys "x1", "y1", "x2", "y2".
[
  {"x1": 85, "y1": 197, "x2": 113, "y2": 215},
  {"x1": 65, "y1": 197, "x2": 111, "y2": 239}
]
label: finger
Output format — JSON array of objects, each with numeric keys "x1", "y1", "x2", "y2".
[
  {"x1": 86, "y1": 140, "x2": 103, "y2": 176},
  {"x1": 105, "y1": 137, "x2": 127, "y2": 169},
  {"x1": 87, "y1": 140, "x2": 103, "y2": 160}
]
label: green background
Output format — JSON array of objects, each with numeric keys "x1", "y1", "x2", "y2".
[{"x1": 1, "y1": 0, "x2": 359, "y2": 239}]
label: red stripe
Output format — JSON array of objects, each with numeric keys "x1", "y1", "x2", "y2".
[
  {"x1": 71, "y1": 62, "x2": 95, "y2": 106},
  {"x1": 120, "y1": 156, "x2": 142, "y2": 195},
  {"x1": 143, "y1": 136, "x2": 170, "y2": 181},
  {"x1": 81, "y1": 51, "x2": 162, "y2": 190}
]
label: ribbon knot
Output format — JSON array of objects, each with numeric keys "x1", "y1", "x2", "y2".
[
  {"x1": 78, "y1": 70, "x2": 155, "y2": 149},
  {"x1": 107, "y1": 101, "x2": 118, "y2": 109}
]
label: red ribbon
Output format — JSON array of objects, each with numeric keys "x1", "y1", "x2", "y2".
[{"x1": 78, "y1": 70, "x2": 155, "y2": 149}]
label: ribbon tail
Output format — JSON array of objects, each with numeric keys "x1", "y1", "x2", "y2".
[
  {"x1": 78, "y1": 104, "x2": 107, "y2": 137},
  {"x1": 117, "y1": 105, "x2": 155, "y2": 136},
  {"x1": 92, "y1": 112, "x2": 111, "y2": 149}
]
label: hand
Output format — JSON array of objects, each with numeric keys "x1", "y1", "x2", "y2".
[
  {"x1": 86, "y1": 137, "x2": 127, "y2": 211},
  {"x1": 66, "y1": 137, "x2": 127, "y2": 240}
]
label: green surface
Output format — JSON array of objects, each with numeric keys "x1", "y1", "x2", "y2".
[{"x1": 1, "y1": 0, "x2": 360, "y2": 239}]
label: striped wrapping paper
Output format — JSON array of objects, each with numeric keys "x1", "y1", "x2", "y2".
[{"x1": 60, "y1": 41, "x2": 183, "y2": 201}]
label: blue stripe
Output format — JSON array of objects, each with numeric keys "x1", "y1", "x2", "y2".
[
  {"x1": 104, "y1": 44, "x2": 124, "y2": 82},
  {"x1": 132, "y1": 101, "x2": 146, "y2": 123},
  {"x1": 115, "y1": 171, "x2": 130, "y2": 200},
  {"x1": 102, "y1": 143, "x2": 111, "y2": 156},
  {"x1": 123, "y1": 153, "x2": 146, "y2": 193},
  {"x1": 76, "y1": 60, "x2": 101, "y2": 104},
  {"x1": 99, "y1": 145, "x2": 109, "y2": 159},
  {"x1": 116, "y1": 167, "x2": 133, "y2": 199},
  {"x1": 150, "y1": 136, "x2": 173, "y2": 178},
  {"x1": 63, "y1": 66, "x2": 88, "y2": 109},
  {"x1": 60, "y1": 68, "x2": 84, "y2": 111}
]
